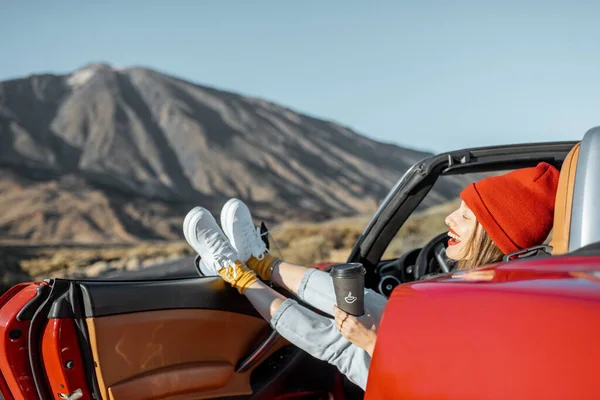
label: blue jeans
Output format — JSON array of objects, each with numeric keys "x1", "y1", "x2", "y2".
[{"x1": 270, "y1": 268, "x2": 388, "y2": 390}]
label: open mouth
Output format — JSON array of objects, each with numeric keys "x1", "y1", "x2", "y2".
[{"x1": 447, "y1": 228, "x2": 462, "y2": 246}]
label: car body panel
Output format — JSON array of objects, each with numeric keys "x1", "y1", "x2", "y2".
[
  {"x1": 366, "y1": 255, "x2": 600, "y2": 399},
  {"x1": 41, "y1": 318, "x2": 91, "y2": 400},
  {"x1": 0, "y1": 276, "x2": 324, "y2": 400},
  {"x1": 0, "y1": 283, "x2": 40, "y2": 400}
]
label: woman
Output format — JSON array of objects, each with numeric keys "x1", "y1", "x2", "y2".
[{"x1": 183, "y1": 162, "x2": 559, "y2": 390}]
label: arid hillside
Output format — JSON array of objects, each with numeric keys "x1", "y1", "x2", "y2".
[{"x1": 0, "y1": 63, "x2": 468, "y2": 244}]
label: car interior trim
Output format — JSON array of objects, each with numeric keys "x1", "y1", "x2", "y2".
[
  {"x1": 236, "y1": 329, "x2": 281, "y2": 373},
  {"x1": 78, "y1": 277, "x2": 261, "y2": 318}
]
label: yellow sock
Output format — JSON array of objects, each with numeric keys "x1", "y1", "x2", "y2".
[
  {"x1": 218, "y1": 260, "x2": 258, "y2": 294},
  {"x1": 246, "y1": 253, "x2": 278, "y2": 281}
]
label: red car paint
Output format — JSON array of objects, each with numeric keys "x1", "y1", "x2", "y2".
[
  {"x1": 0, "y1": 283, "x2": 40, "y2": 400},
  {"x1": 366, "y1": 255, "x2": 600, "y2": 400},
  {"x1": 0, "y1": 283, "x2": 33, "y2": 400},
  {"x1": 41, "y1": 318, "x2": 91, "y2": 400}
]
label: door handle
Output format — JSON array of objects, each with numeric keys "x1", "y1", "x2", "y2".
[
  {"x1": 235, "y1": 329, "x2": 280, "y2": 373},
  {"x1": 58, "y1": 389, "x2": 83, "y2": 400}
]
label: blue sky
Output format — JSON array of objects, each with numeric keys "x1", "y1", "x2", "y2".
[{"x1": 2, "y1": 0, "x2": 599, "y2": 153}]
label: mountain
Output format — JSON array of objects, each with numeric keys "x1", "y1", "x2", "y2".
[{"x1": 0, "y1": 63, "x2": 460, "y2": 244}]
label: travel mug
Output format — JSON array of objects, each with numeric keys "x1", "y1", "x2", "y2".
[{"x1": 330, "y1": 263, "x2": 366, "y2": 316}]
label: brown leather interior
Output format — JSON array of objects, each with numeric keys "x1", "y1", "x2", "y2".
[
  {"x1": 108, "y1": 361, "x2": 232, "y2": 399},
  {"x1": 86, "y1": 309, "x2": 288, "y2": 400},
  {"x1": 550, "y1": 143, "x2": 581, "y2": 255}
]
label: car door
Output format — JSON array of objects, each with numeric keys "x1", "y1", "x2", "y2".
[{"x1": 0, "y1": 273, "x2": 338, "y2": 400}]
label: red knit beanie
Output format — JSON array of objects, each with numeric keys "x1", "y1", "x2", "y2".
[{"x1": 460, "y1": 162, "x2": 560, "y2": 255}]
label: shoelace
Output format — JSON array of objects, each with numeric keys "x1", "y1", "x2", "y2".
[
  {"x1": 241, "y1": 224, "x2": 269, "y2": 260},
  {"x1": 215, "y1": 254, "x2": 237, "y2": 281},
  {"x1": 204, "y1": 231, "x2": 238, "y2": 280},
  {"x1": 254, "y1": 226, "x2": 269, "y2": 260}
]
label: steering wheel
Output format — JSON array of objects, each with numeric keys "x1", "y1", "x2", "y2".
[{"x1": 413, "y1": 232, "x2": 452, "y2": 280}]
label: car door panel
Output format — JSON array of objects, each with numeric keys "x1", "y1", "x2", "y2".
[
  {"x1": 75, "y1": 277, "x2": 288, "y2": 400},
  {"x1": 87, "y1": 308, "x2": 272, "y2": 400},
  {"x1": 0, "y1": 276, "x2": 298, "y2": 400},
  {"x1": 1, "y1": 273, "x2": 348, "y2": 400}
]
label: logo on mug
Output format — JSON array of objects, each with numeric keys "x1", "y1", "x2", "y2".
[{"x1": 344, "y1": 292, "x2": 357, "y2": 304}]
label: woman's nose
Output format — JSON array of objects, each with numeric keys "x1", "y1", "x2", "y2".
[
  {"x1": 445, "y1": 215, "x2": 453, "y2": 227},
  {"x1": 445, "y1": 211, "x2": 459, "y2": 227}
]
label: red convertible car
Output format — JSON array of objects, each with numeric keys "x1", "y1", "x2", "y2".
[{"x1": 1, "y1": 128, "x2": 599, "y2": 400}]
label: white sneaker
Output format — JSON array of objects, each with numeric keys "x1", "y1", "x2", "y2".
[
  {"x1": 183, "y1": 207, "x2": 217, "y2": 276},
  {"x1": 183, "y1": 206, "x2": 240, "y2": 281},
  {"x1": 221, "y1": 198, "x2": 268, "y2": 263}
]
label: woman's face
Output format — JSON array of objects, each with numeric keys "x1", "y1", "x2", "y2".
[{"x1": 444, "y1": 201, "x2": 478, "y2": 261}]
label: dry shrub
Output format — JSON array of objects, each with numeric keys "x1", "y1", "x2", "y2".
[
  {"x1": 277, "y1": 235, "x2": 330, "y2": 266},
  {"x1": 17, "y1": 241, "x2": 195, "y2": 279}
]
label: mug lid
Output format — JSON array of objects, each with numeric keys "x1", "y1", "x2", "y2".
[{"x1": 330, "y1": 263, "x2": 365, "y2": 278}]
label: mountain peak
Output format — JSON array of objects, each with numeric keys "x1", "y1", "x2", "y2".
[
  {"x1": 67, "y1": 62, "x2": 117, "y2": 87},
  {"x1": 83, "y1": 62, "x2": 114, "y2": 70}
]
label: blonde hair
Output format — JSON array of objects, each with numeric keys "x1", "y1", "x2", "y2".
[{"x1": 456, "y1": 223, "x2": 505, "y2": 270}]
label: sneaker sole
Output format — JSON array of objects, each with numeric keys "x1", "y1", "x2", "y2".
[
  {"x1": 186, "y1": 207, "x2": 211, "y2": 253},
  {"x1": 221, "y1": 198, "x2": 241, "y2": 258},
  {"x1": 183, "y1": 206, "x2": 204, "y2": 245},
  {"x1": 184, "y1": 207, "x2": 205, "y2": 276}
]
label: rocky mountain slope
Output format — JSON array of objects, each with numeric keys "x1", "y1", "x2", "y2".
[{"x1": 0, "y1": 63, "x2": 460, "y2": 243}]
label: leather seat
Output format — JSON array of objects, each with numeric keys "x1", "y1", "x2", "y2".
[{"x1": 549, "y1": 143, "x2": 581, "y2": 255}]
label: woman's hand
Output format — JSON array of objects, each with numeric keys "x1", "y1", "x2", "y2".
[{"x1": 333, "y1": 305, "x2": 377, "y2": 356}]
